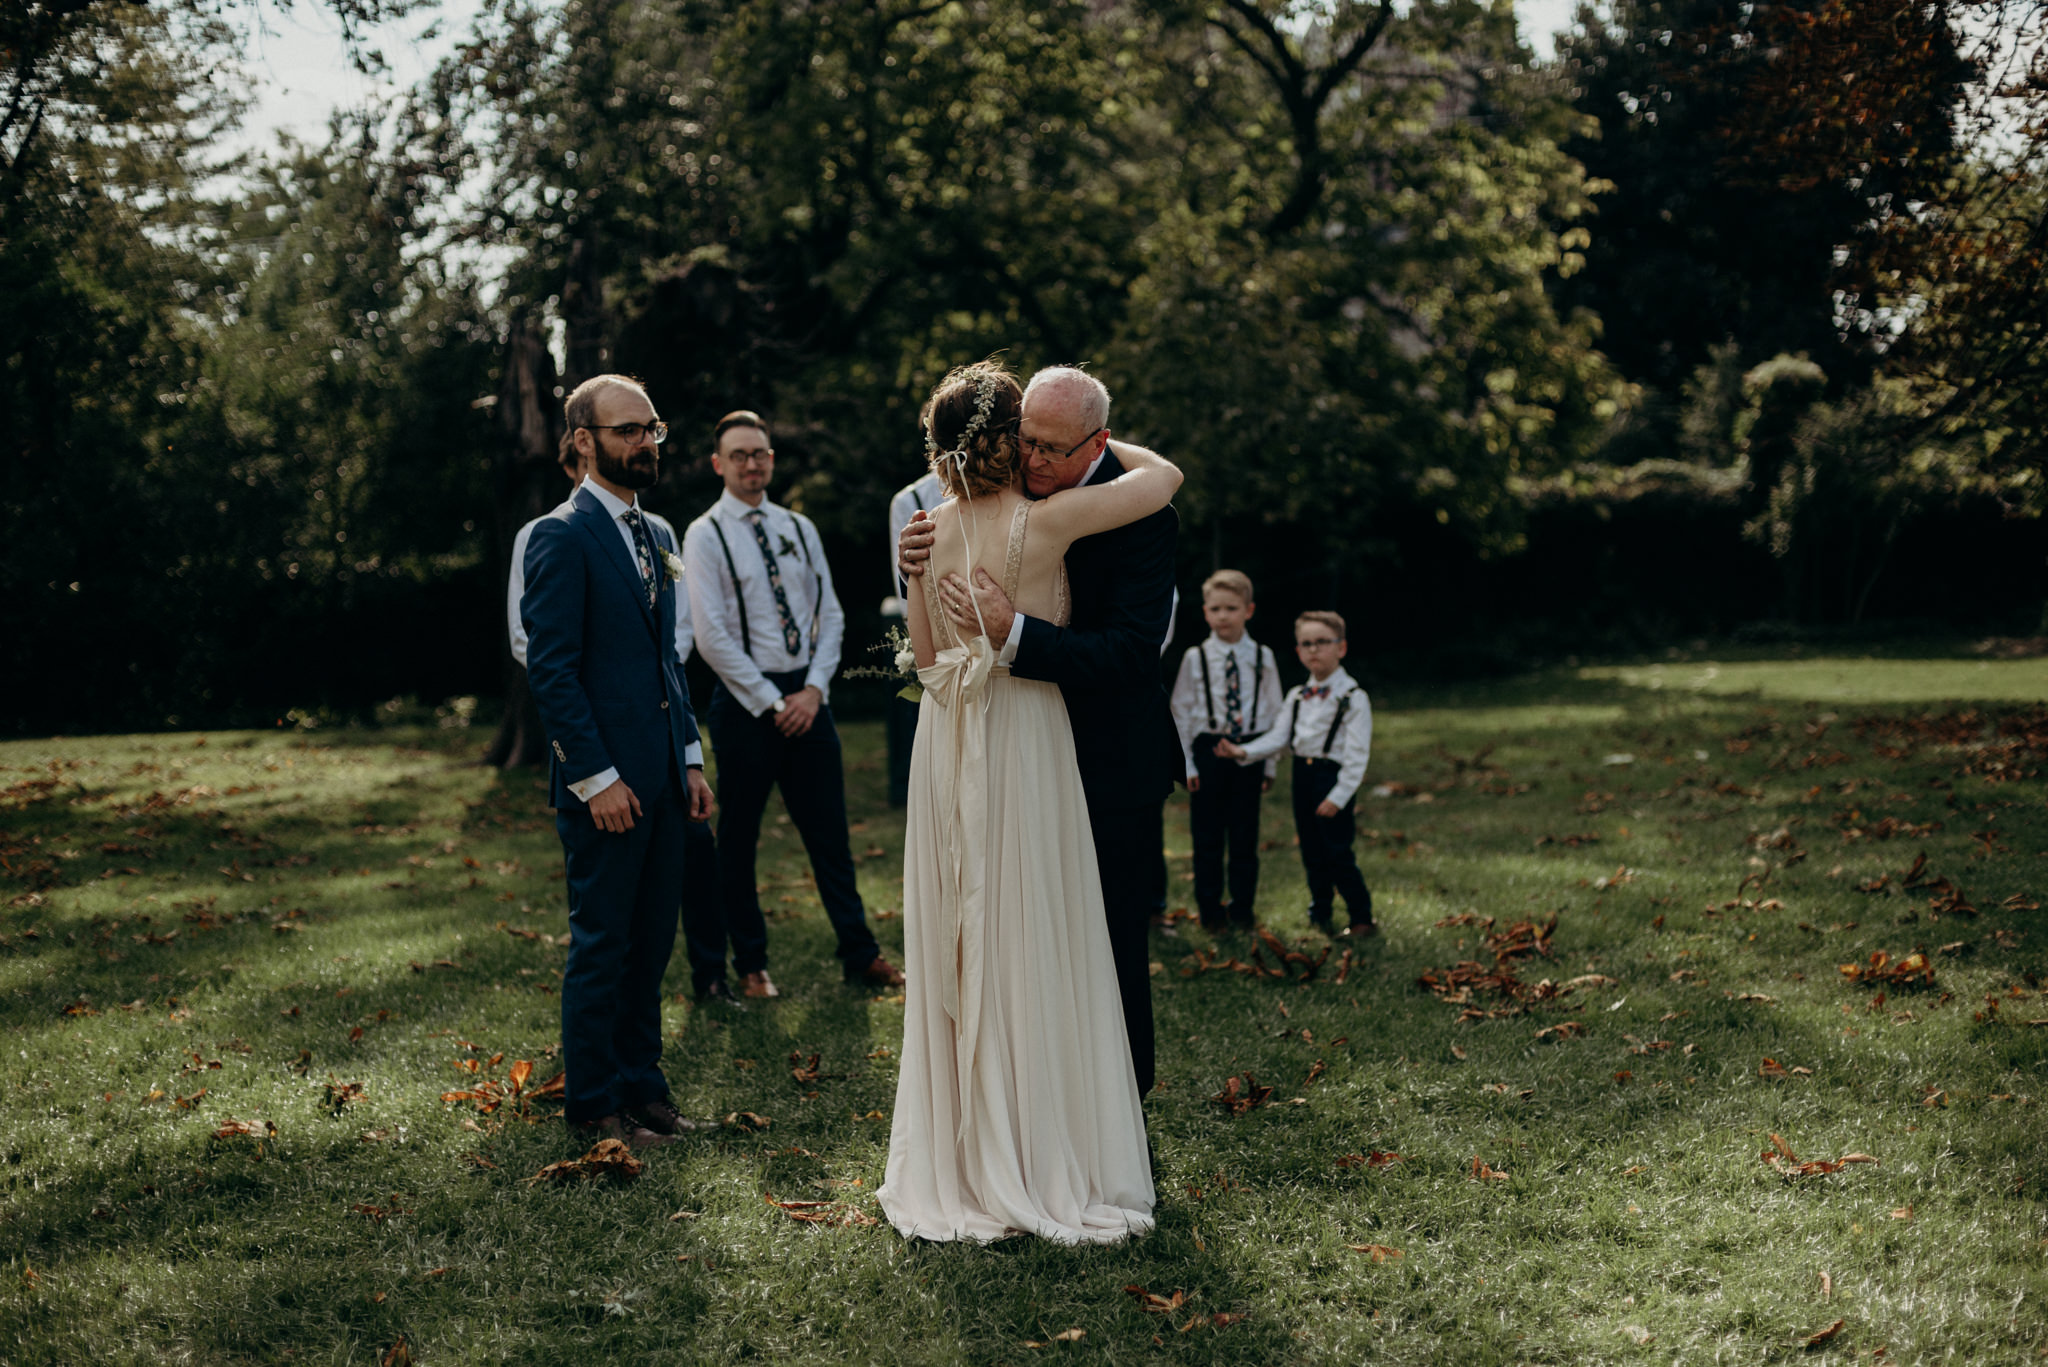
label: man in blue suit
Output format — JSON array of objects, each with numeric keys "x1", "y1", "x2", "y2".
[{"x1": 522, "y1": 374, "x2": 716, "y2": 1149}]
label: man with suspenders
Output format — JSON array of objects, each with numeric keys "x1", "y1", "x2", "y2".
[{"x1": 684, "y1": 411, "x2": 904, "y2": 997}]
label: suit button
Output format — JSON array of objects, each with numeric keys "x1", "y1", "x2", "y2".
[{"x1": 659, "y1": 700, "x2": 669, "y2": 709}]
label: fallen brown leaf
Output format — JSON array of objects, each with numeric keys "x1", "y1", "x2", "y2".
[
  {"x1": 525, "y1": 1137, "x2": 643, "y2": 1185},
  {"x1": 1347, "y1": 1243, "x2": 1404, "y2": 1262},
  {"x1": 1803, "y1": 1319, "x2": 1845, "y2": 1348}
]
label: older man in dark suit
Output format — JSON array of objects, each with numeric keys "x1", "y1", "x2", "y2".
[{"x1": 898, "y1": 367, "x2": 1181, "y2": 1095}]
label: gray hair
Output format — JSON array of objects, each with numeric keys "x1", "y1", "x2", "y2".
[
  {"x1": 563, "y1": 374, "x2": 647, "y2": 432},
  {"x1": 1023, "y1": 366, "x2": 1110, "y2": 433}
]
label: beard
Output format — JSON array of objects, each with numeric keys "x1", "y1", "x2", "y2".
[{"x1": 594, "y1": 442, "x2": 658, "y2": 491}]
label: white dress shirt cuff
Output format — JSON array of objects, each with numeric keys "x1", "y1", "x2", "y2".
[
  {"x1": 1326, "y1": 781, "x2": 1359, "y2": 810},
  {"x1": 570, "y1": 768, "x2": 620, "y2": 803},
  {"x1": 996, "y1": 612, "x2": 1029, "y2": 667},
  {"x1": 802, "y1": 669, "x2": 834, "y2": 705},
  {"x1": 684, "y1": 743, "x2": 703, "y2": 768}
]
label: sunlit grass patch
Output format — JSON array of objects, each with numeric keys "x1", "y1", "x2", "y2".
[{"x1": 2, "y1": 651, "x2": 2044, "y2": 1363}]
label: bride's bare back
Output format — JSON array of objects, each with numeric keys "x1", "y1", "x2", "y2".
[{"x1": 922, "y1": 493, "x2": 1069, "y2": 647}]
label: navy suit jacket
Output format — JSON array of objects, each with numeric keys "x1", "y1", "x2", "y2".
[
  {"x1": 1011, "y1": 451, "x2": 1183, "y2": 809},
  {"x1": 522, "y1": 485, "x2": 702, "y2": 811}
]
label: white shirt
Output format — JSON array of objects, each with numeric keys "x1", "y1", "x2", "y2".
[
  {"x1": 1234, "y1": 666, "x2": 1373, "y2": 809},
  {"x1": 888, "y1": 472, "x2": 946, "y2": 599},
  {"x1": 509, "y1": 482, "x2": 702, "y2": 799},
  {"x1": 684, "y1": 490, "x2": 846, "y2": 716},
  {"x1": 1170, "y1": 633, "x2": 1282, "y2": 780}
]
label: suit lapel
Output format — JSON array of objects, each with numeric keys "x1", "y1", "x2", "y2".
[{"x1": 572, "y1": 487, "x2": 658, "y2": 636}]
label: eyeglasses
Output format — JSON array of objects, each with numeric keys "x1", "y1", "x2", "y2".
[
  {"x1": 1018, "y1": 426, "x2": 1105, "y2": 462},
  {"x1": 721, "y1": 448, "x2": 773, "y2": 467},
  {"x1": 1296, "y1": 637, "x2": 1341, "y2": 650},
  {"x1": 584, "y1": 421, "x2": 668, "y2": 445}
]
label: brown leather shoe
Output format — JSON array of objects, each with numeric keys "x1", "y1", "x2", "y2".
[
  {"x1": 627, "y1": 1097, "x2": 700, "y2": 1136},
  {"x1": 845, "y1": 955, "x2": 906, "y2": 988},
  {"x1": 741, "y1": 970, "x2": 780, "y2": 999},
  {"x1": 573, "y1": 1113, "x2": 674, "y2": 1150}
]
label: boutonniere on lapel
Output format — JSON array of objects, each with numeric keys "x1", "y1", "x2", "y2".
[
  {"x1": 662, "y1": 550, "x2": 685, "y2": 585},
  {"x1": 778, "y1": 533, "x2": 798, "y2": 558}
]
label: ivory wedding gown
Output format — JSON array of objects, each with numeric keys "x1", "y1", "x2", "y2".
[{"x1": 875, "y1": 500, "x2": 1155, "y2": 1244}]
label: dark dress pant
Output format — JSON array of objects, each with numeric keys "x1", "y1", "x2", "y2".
[
  {"x1": 677, "y1": 816, "x2": 727, "y2": 994},
  {"x1": 1086, "y1": 792, "x2": 1163, "y2": 1096},
  {"x1": 708, "y1": 671, "x2": 880, "y2": 976},
  {"x1": 1191, "y1": 733, "x2": 1264, "y2": 927},
  {"x1": 557, "y1": 766, "x2": 687, "y2": 1123},
  {"x1": 1291, "y1": 757, "x2": 1373, "y2": 927}
]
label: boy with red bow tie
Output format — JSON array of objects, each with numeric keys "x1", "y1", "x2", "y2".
[{"x1": 1215, "y1": 611, "x2": 1376, "y2": 937}]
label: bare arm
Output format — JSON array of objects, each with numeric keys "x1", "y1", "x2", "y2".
[
  {"x1": 907, "y1": 548, "x2": 937, "y2": 669},
  {"x1": 1030, "y1": 440, "x2": 1183, "y2": 549}
]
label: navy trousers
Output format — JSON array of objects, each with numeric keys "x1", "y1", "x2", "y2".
[
  {"x1": 558, "y1": 766, "x2": 687, "y2": 1123},
  {"x1": 1191, "y1": 733, "x2": 1264, "y2": 927},
  {"x1": 677, "y1": 816, "x2": 728, "y2": 995},
  {"x1": 1086, "y1": 794, "x2": 1162, "y2": 1097},
  {"x1": 708, "y1": 671, "x2": 879, "y2": 976},
  {"x1": 1291, "y1": 757, "x2": 1373, "y2": 927}
]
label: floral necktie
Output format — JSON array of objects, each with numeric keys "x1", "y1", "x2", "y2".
[
  {"x1": 621, "y1": 508, "x2": 658, "y2": 610},
  {"x1": 746, "y1": 510, "x2": 805, "y2": 655},
  {"x1": 1224, "y1": 649, "x2": 1243, "y2": 739}
]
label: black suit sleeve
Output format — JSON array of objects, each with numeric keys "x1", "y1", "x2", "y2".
[{"x1": 1010, "y1": 504, "x2": 1177, "y2": 694}]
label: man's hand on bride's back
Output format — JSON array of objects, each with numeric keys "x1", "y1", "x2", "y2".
[
  {"x1": 938, "y1": 568, "x2": 1015, "y2": 645},
  {"x1": 898, "y1": 510, "x2": 936, "y2": 580}
]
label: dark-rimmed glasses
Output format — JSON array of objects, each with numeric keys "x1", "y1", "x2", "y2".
[
  {"x1": 584, "y1": 421, "x2": 669, "y2": 444},
  {"x1": 1296, "y1": 636, "x2": 1341, "y2": 650},
  {"x1": 1018, "y1": 426, "x2": 1105, "y2": 462}
]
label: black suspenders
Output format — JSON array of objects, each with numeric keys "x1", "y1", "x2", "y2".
[
  {"x1": 706, "y1": 510, "x2": 823, "y2": 663},
  {"x1": 1195, "y1": 643, "x2": 1269, "y2": 739},
  {"x1": 1288, "y1": 687, "x2": 1354, "y2": 759}
]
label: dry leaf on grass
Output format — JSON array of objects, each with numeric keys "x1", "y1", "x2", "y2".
[
  {"x1": 526, "y1": 1137, "x2": 643, "y2": 1185},
  {"x1": 1123, "y1": 1285, "x2": 1188, "y2": 1315},
  {"x1": 1803, "y1": 1319, "x2": 1845, "y2": 1348},
  {"x1": 765, "y1": 1194, "x2": 877, "y2": 1227},
  {"x1": 1838, "y1": 950, "x2": 1935, "y2": 987},
  {"x1": 381, "y1": 1337, "x2": 413, "y2": 1367},
  {"x1": 1470, "y1": 1157, "x2": 1510, "y2": 1181},
  {"x1": 1761, "y1": 1134, "x2": 1880, "y2": 1180},
  {"x1": 1619, "y1": 1325, "x2": 1653, "y2": 1345},
  {"x1": 1347, "y1": 1243, "x2": 1403, "y2": 1262},
  {"x1": 1209, "y1": 1074, "x2": 1273, "y2": 1116},
  {"x1": 722, "y1": 1111, "x2": 773, "y2": 1131},
  {"x1": 212, "y1": 1118, "x2": 274, "y2": 1140},
  {"x1": 1337, "y1": 1150, "x2": 1402, "y2": 1168}
]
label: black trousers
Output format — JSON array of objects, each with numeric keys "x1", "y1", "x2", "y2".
[
  {"x1": 1190, "y1": 733, "x2": 1264, "y2": 926},
  {"x1": 1292, "y1": 757, "x2": 1373, "y2": 927},
  {"x1": 677, "y1": 816, "x2": 728, "y2": 994},
  {"x1": 707, "y1": 672, "x2": 879, "y2": 976},
  {"x1": 885, "y1": 692, "x2": 919, "y2": 808},
  {"x1": 1086, "y1": 793, "x2": 1162, "y2": 1096}
]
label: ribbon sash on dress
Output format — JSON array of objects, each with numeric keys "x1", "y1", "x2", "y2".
[{"x1": 915, "y1": 636, "x2": 1004, "y2": 1139}]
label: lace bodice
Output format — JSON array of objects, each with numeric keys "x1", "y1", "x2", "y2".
[{"x1": 923, "y1": 500, "x2": 1069, "y2": 651}]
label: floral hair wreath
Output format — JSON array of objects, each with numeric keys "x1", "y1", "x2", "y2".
[{"x1": 924, "y1": 367, "x2": 1003, "y2": 475}]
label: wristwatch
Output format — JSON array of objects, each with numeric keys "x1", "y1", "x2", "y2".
[{"x1": 771, "y1": 698, "x2": 787, "y2": 715}]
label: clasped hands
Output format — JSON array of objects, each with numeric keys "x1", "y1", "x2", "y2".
[
  {"x1": 587, "y1": 766, "x2": 716, "y2": 833},
  {"x1": 897, "y1": 511, "x2": 1016, "y2": 644}
]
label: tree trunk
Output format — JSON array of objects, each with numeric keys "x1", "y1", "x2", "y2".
[{"x1": 482, "y1": 315, "x2": 566, "y2": 769}]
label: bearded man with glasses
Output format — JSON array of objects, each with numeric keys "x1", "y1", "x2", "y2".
[
  {"x1": 521, "y1": 374, "x2": 715, "y2": 1150},
  {"x1": 895, "y1": 366, "x2": 1183, "y2": 1097}
]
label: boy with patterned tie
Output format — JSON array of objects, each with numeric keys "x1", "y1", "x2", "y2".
[
  {"x1": 1169, "y1": 570, "x2": 1281, "y2": 932},
  {"x1": 1215, "y1": 610, "x2": 1376, "y2": 938}
]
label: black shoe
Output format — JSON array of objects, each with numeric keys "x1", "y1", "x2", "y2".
[
  {"x1": 1308, "y1": 912, "x2": 1336, "y2": 936},
  {"x1": 694, "y1": 979, "x2": 747, "y2": 1011},
  {"x1": 628, "y1": 1096, "x2": 700, "y2": 1136},
  {"x1": 572, "y1": 1113, "x2": 674, "y2": 1150}
]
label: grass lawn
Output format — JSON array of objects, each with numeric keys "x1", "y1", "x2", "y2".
[{"x1": 3, "y1": 648, "x2": 2045, "y2": 1364}]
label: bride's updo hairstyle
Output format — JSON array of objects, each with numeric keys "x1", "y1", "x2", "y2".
[{"x1": 921, "y1": 360, "x2": 1023, "y2": 500}]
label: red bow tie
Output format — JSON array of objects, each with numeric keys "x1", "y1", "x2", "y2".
[{"x1": 1302, "y1": 684, "x2": 1331, "y2": 700}]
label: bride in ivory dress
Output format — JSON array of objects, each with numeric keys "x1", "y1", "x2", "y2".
[{"x1": 875, "y1": 361, "x2": 1183, "y2": 1244}]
